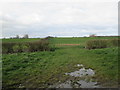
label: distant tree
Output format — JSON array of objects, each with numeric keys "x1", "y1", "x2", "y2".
[
  {"x1": 45, "y1": 36, "x2": 54, "y2": 39},
  {"x1": 16, "y1": 35, "x2": 19, "y2": 39},
  {"x1": 23, "y1": 34, "x2": 29, "y2": 39}
]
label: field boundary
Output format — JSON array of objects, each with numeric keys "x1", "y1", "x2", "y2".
[{"x1": 56, "y1": 44, "x2": 80, "y2": 46}]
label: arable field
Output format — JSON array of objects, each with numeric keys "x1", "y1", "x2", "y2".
[{"x1": 2, "y1": 36, "x2": 119, "y2": 89}]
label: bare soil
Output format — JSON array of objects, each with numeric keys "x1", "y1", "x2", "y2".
[{"x1": 56, "y1": 44, "x2": 80, "y2": 46}]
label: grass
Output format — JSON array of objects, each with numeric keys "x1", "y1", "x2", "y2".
[
  {"x1": 2, "y1": 36, "x2": 119, "y2": 88},
  {"x1": 2, "y1": 38, "x2": 41, "y2": 43},
  {"x1": 50, "y1": 36, "x2": 119, "y2": 46}
]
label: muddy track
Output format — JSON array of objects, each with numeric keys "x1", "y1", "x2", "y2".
[{"x1": 56, "y1": 44, "x2": 80, "y2": 46}]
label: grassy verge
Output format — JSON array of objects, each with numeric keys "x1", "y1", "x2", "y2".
[{"x1": 2, "y1": 46, "x2": 118, "y2": 88}]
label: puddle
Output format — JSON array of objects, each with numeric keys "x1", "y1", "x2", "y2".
[
  {"x1": 77, "y1": 80, "x2": 99, "y2": 88},
  {"x1": 49, "y1": 80, "x2": 100, "y2": 88},
  {"x1": 49, "y1": 64, "x2": 101, "y2": 88},
  {"x1": 65, "y1": 67, "x2": 95, "y2": 77},
  {"x1": 49, "y1": 81, "x2": 73, "y2": 88}
]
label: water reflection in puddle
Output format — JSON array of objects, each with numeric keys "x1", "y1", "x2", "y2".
[
  {"x1": 52, "y1": 81, "x2": 73, "y2": 88},
  {"x1": 77, "y1": 80, "x2": 99, "y2": 88},
  {"x1": 49, "y1": 64, "x2": 100, "y2": 88},
  {"x1": 65, "y1": 67, "x2": 95, "y2": 77},
  {"x1": 49, "y1": 80, "x2": 100, "y2": 88}
]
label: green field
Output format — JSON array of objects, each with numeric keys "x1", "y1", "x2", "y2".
[
  {"x1": 50, "y1": 36, "x2": 119, "y2": 46},
  {"x1": 2, "y1": 38, "x2": 41, "y2": 43},
  {"x1": 2, "y1": 36, "x2": 119, "y2": 88}
]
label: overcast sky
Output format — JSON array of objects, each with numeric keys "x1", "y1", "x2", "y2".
[{"x1": 0, "y1": 0, "x2": 119, "y2": 38}]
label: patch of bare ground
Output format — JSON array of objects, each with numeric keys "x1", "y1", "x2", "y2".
[{"x1": 56, "y1": 44, "x2": 80, "y2": 46}]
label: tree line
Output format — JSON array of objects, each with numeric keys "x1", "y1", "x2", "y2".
[{"x1": 10, "y1": 34, "x2": 29, "y2": 39}]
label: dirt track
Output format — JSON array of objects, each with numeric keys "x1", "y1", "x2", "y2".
[{"x1": 56, "y1": 44, "x2": 80, "y2": 46}]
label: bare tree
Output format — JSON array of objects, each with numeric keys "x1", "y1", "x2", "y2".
[
  {"x1": 16, "y1": 35, "x2": 19, "y2": 39},
  {"x1": 23, "y1": 34, "x2": 29, "y2": 39}
]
